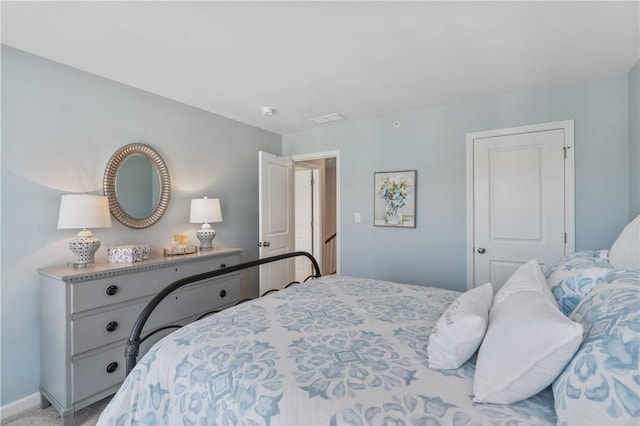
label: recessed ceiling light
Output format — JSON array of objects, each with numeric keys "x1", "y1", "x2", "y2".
[
  {"x1": 310, "y1": 113, "x2": 344, "y2": 124},
  {"x1": 261, "y1": 106, "x2": 275, "y2": 115}
]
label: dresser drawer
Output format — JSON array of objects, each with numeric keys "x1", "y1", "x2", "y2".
[
  {"x1": 154, "y1": 275, "x2": 241, "y2": 325},
  {"x1": 72, "y1": 274, "x2": 241, "y2": 355},
  {"x1": 72, "y1": 302, "x2": 145, "y2": 355},
  {"x1": 71, "y1": 254, "x2": 239, "y2": 313},
  {"x1": 72, "y1": 345, "x2": 125, "y2": 402},
  {"x1": 72, "y1": 318, "x2": 195, "y2": 404}
]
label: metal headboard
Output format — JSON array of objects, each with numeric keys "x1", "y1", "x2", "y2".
[{"x1": 125, "y1": 251, "x2": 321, "y2": 375}]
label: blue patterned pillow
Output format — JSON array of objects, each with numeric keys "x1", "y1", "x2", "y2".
[
  {"x1": 544, "y1": 250, "x2": 611, "y2": 276},
  {"x1": 544, "y1": 250, "x2": 615, "y2": 315},
  {"x1": 552, "y1": 272, "x2": 640, "y2": 425}
]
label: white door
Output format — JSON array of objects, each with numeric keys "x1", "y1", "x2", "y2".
[
  {"x1": 295, "y1": 168, "x2": 313, "y2": 282},
  {"x1": 259, "y1": 151, "x2": 294, "y2": 295},
  {"x1": 467, "y1": 121, "x2": 574, "y2": 291}
]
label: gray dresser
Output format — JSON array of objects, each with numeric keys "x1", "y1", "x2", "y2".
[{"x1": 38, "y1": 247, "x2": 242, "y2": 425}]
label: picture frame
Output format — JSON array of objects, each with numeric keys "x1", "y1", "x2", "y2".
[{"x1": 374, "y1": 170, "x2": 417, "y2": 228}]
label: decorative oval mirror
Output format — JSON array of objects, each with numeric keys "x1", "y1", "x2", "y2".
[{"x1": 103, "y1": 143, "x2": 171, "y2": 229}]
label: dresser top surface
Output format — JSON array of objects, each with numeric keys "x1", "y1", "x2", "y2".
[{"x1": 38, "y1": 247, "x2": 242, "y2": 281}]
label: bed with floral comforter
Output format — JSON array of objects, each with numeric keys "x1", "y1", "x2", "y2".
[{"x1": 98, "y1": 275, "x2": 556, "y2": 425}]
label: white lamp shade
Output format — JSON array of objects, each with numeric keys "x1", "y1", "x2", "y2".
[
  {"x1": 57, "y1": 194, "x2": 112, "y2": 229},
  {"x1": 190, "y1": 197, "x2": 222, "y2": 224}
]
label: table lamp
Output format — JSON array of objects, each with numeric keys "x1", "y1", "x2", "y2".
[
  {"x1": 57, "y1": 194, "x2": 112, "y2": 267},
  {"x1": 190, "y1": 197, "x2": 222, "y2": 250}
]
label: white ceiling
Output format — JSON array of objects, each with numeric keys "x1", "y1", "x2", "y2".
[{"x1": 2, "y1": 1, "x2": 638, "y2": 135}]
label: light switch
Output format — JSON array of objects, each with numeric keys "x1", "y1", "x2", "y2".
[{"x1": 354, "y1": 212, "x2": 361, "y2": 223}]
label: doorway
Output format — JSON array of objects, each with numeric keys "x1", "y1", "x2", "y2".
[
  {"x1": 294, "y1": 163, "x2": 321, "y2": 282},
  {"x1": 292, "y1": 153, "x2": 339, "y2": 278}
]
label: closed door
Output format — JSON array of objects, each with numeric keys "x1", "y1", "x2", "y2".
[
  {"x1": 468, "y1": 121, "x2": 574, "y2": 291},
  {"x1": 258, "y1": 151, "x2": 294, "y2": 295}
]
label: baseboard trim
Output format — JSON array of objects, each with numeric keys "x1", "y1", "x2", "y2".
[{"x1": 0, "y1": 392, "x2": 40, "y2": 421}]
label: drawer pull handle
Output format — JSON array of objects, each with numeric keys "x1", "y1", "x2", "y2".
[
  {"x1": 106, "y1": 285, "x2": 119, "y2": 296},
  {"x1": 106, "y1": 362, "x2": 118, "y2": 373},
  {"x1": 220, "y1": 289, "x2": 227, "y2": 298},
  {"x1": 106, "y1": 321, "x2": 119, "y2": 332},
  {"x1": 220, "y1": 264, "x2": 226, "y2": 268}
]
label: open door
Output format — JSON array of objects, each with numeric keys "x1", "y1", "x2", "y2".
[{"x1": 258, "y1": 151, "x2": 295, "y2": 295}]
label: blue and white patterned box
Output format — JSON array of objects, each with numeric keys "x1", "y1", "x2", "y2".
[{"x1": 107, "y1": 245, "x2": 151, "y2": 263}]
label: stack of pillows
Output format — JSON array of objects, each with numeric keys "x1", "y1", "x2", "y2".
[
  {"x1": 427, "y1": 214, "x2": 640, "y2": 423},
  {"x1": 428, "y1": 258, "x2": 583, "y2": 403}
]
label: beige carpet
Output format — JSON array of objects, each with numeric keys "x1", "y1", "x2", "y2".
[{"x1": 1, "y1": 397, "x2": 110, "y2": 426}]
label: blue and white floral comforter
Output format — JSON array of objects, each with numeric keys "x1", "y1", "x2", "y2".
[{"x1": 98, "y1": 275, "x2": 556, "y2": 425}]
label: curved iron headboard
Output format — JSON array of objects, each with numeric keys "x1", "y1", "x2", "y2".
[{"x1": 125, "y1": 251, "x2": 321, "y2": 375}]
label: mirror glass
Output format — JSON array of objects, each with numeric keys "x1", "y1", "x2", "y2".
[
  {"x1": 115, "y1": 154, "x2": 160, "y2": 219},
  {"x1": 104, "y1": 143, "x2": 171, "y2": 229}
]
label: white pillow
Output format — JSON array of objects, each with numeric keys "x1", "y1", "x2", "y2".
[
  {"x1": 473, "y1": 259, "x2": 583, "y2": 404},
  {"x1": 427, "y1": 282, "x2": 493, "y2": 370},
  {"x1": 609, "y1": 215, "x2": 640, "y2": 270}
]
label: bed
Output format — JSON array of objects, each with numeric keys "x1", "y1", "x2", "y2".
[{"x1": 98, "y1": 218, "x2": 639, "y2": 425}]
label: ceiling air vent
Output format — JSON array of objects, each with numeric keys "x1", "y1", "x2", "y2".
[{"x1": 309, "y1": 113, "x2": 345, "y2": 124}]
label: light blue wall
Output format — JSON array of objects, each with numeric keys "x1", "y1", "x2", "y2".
[
  {"x1": 629, "y1": 61, "x2": 640, "y2": 218},
  {"x1": 0, "y1": 46, "x2": 281, "y2": 405},
  {"x1": 284, "y1": 73, "x2": 630, "y2": 291}
]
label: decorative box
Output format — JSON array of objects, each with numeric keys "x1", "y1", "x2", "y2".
[{"x1": 108, "y1": 245, "x2": 151, "y2": 263}]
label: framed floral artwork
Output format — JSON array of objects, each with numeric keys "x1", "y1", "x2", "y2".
[{"x1": 374, "y1": 170, "x2": 416, "y2": 228}]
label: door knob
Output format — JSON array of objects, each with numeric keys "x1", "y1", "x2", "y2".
[
  {"x1": 258, "y1": 241, "x2": 271, "y2": 247},
  {"x1": 477, "y1": 247, "x2": 486, "y2": 254}
]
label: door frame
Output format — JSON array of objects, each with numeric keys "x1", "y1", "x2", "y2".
[
  {"x1": 465, "y1": 120, "x2": 575, "y2": 290},
  {"x1": 291, "y1": 150, "x2": 341, "y2": 275}
]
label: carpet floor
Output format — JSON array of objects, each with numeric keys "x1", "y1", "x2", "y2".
[{"x1": 1, "y1": 397, "x2": 110, "y2": 426}]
